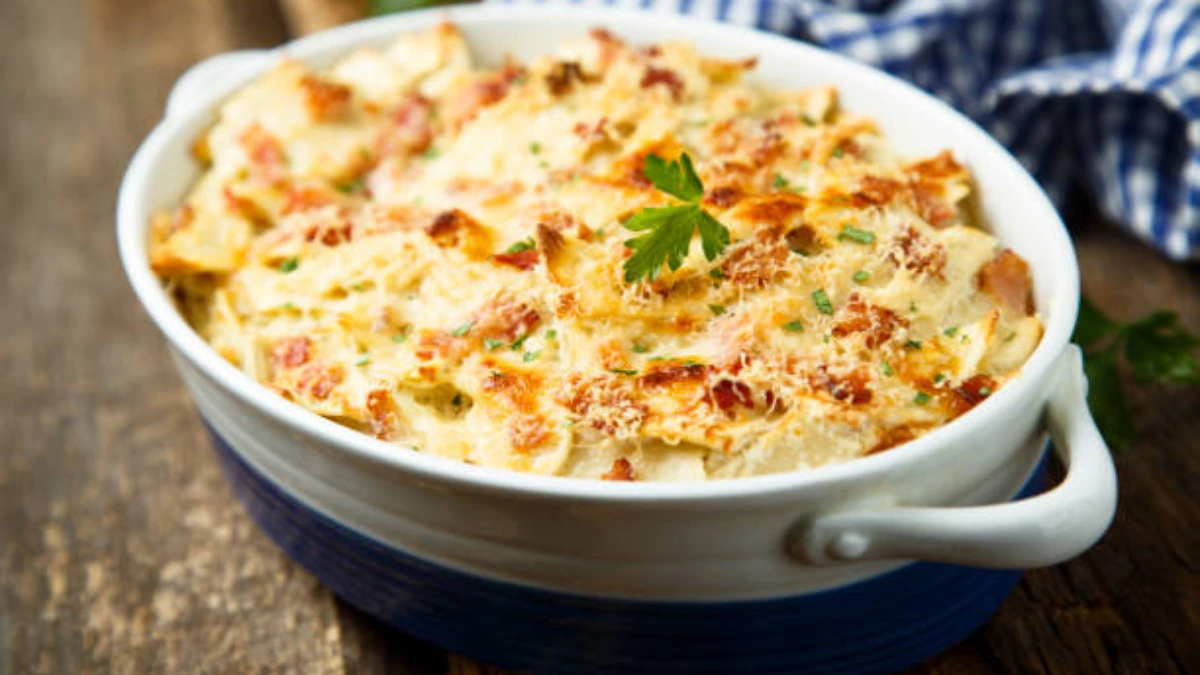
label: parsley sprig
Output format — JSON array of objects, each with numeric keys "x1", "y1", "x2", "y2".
[
  {"x1": 621, "y1": 153, "x2": 730, "y2": 283},
  {"x1": 1074, "y1": 298, "x2": 1199, "y2": 451}
]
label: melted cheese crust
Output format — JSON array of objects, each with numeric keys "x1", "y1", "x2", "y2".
[{"x1": 152, "y1": 24, "x2": 1043, "y2": 481}]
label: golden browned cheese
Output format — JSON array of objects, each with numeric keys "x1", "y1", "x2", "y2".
[{"x1": 152, "y1": 24, "x2": 1042, "y2": 481}]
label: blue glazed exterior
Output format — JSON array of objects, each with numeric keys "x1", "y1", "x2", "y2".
[{"x1": 208, "y1": 425, "x2": 1047, "y2": 675}]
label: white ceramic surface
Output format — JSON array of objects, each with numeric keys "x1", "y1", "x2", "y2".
[{"x1": 117, "y1": 6, "x2": 1117, "y2": 601}]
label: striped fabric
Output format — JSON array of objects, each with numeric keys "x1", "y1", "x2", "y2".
[{"x1": 489, "y1": 0, "x2": 1200, "y2": 260}]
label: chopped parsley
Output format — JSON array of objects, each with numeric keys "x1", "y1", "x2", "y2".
[
  {"x1": 335, "y1": 176, "x2": 365, "y2": 194},
  {"x1": 772, "y1": 173, "x2": 789, "y2": 190},
  {"x1": 831, "y1": 147, "x2": 845, "y2": 159},
  {"x1": 709, "y1": 268, "x2": 726, "y2": 280},
  {"x1": 944, "y1": 326, "x2": 959, "y2": 338},
  {"x1": 523, "y1": 351, "x2": 540, "y2": 363},
  {"x1": 278, "y1": 257, "x2": 300, "y2": 273},
  {"x1": 510, "y1": 334, "x2": 530, "y2": 350},
  {"x1": 881, "y1": 361, "x2": 894, "y2": 377},
  {"x1": 354, "y1": 354, "x2": 371, "y2": 367},
  {"x1": 610, "y1": 368, "x2": 638, "y2": 376},
  {"x1": 450, "y1": 322, "x2": 474, "y2": 337},
  {"x1": 391, "y1": 333, "x2": 408, "y2": 343},
  {"x1": 504, "y1": 237, "x2": 536, "y2": 254},
  {"x1": 451, "y1": 393, "x2": 463, "y2": 407},
  {"x1": 483, "y1": 338, "x2": 505, "y2": 351},
  {"x1": 421, "y1": 147, "x2": 440, "y2": 159},
  {"x1": 933, "y1": 373, "x2": 946, "y2": 383},
  {"x1": 852, "y1": 270, "x2": 870, "y2": 284},
  {"x1": 812, "y1": 288, "x2": 834, "y2": 315},
  {"x1": 913, "y1": 392, "x2": 932, "y2": 405},
  {"x1": 709, "y1": 304, "x2": 726, "y2": 316},
  {"x1": 905, "y1": 340, "x2": 922, "y2": 350},
  {"x1": 783, "y1": 320, "x2": 805, "y2": 333},
  {"x1": 909, "y1": 301, "x2": 919, "y2": 314},
  {"x1": 529, "y1": 141, "x2": 542, "y2": 155},
  {"x1": 545, "y1": 329, "x2": 558, "y2": 339},
  {"x1": 621, "y1": 153, "x2": 730, "y2": 283},
  {"x1": 632, "y1": 343, "x2": 650, "y2": 354},
  {"x1": 801, "y1": 115, "x2": 817, "y2": 127},
  {"x1": 978, "y1": 387, "x2": 992, "y2": 397},
  {"x1": 837, "y1": 225, "x2": 876, "y2": 245}
]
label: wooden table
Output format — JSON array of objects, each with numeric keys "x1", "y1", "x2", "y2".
[{"x1": 1, "y1": 1, "x2": 1196, "y2": 672}]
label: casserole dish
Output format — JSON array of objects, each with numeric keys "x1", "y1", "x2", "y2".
[{"x1": 117, "y1": 7, "x2": 1118, "y2": 674}]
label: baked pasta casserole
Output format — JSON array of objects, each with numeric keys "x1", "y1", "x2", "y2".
[{"x1": 151, "y1": 24, "x2": 1042, "y2": 481}]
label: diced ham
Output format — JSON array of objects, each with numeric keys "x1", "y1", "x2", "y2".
[
  {"x1": 300, "y1": 74, "x2": 353, "y2": 122},
  {"x1": 272, "y1": 336, "x2": 312, "y2": 369},
  {"x1": 601, "y1": 458, "x2": 636, "y2": 481}
]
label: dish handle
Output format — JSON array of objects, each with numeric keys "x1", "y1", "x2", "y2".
[
  {"x1": 166, "y1": 50, "x2": 272, "y2": 118},
  {"x1": 789, "y1": 345, "x2": 1117, "y2": 569}
]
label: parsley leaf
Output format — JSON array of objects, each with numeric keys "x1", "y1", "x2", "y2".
[
  {"x1": 278, "y1": 257, "x2": 300, "y2": 273},
  {"x1": 621, "y1": 153, "x2": 730, "y2": 283},
  {"x1": 837, "y1": 225, "x2": 875, "y2": 244},
  {"x1": 505, "y1": 237, "x2": 536, "y2": 254},
  {"x1": 812, "y1": 289, "x2": 834, "y2": 315},
  {"x1": 1073, "y1": 298, "x2": 1200, "y2": 452},
  {"x1": 643, "y1": 153, "x2": 704, "y2": 202}
]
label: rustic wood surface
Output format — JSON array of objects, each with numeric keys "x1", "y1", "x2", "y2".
[{"x1": 1, "y1": 0, "x2": 1196, "y2": 673}]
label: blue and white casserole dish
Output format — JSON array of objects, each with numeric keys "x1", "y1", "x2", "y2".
[{"x1": 117, "y1": 7, "x2": 1118, "y2": 674}]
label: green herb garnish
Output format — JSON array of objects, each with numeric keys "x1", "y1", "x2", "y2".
[
  {"x1": 881, "y1": 361, "x2": 894, "y2": 377},
  {"x1": 913, "y1": 392, "x2": 931, "y2": 405},
  {"x1": 632, "y1": 343, "x2": 650, "y2": 354},
  {"x1": 523, "y1": 351, "x2": 540, "y2": 362},
  {"x1": 904, "y1": 340, "x2": 922, "y2": 350},
  {"x1": 610, "y1": 368, "x2": 638, "y2": 376},
  {"x1": 391, "y1": 333, "x2": 407, "y2": 343},
  {"x1": 354, "y1": 354, "x2": 370, "y2": 367},
  {"x1": 1073, "y1": 298, "x2": 1200, "y2": 451},
  {"x1": 450, "y1": 322, "x2": 474, "y2": 337},
  {"x1": 831, "y1": 147, "x2": 844, "y2": 159},
  {"x1": 505, "y1": 237, "x2": 536, "y2": 254},
  {"x1": 837, "y1": 225, "x2": 876, "y2": 245},
  {"x1": 812, "y1": 289, "x2": 834, "y2": 315},
  {"x1": 944, "y1": 326, "x2": 959, "y2": 337},
  {"x1": 278, "y1": 257, "x2": 300, "y2": 273},
  {"x1": 529, "y1": 141, "x2": 542, "y2": 155},
  {"x1": 483, "y1": 338, "x2": 505, "y2": 351},
  {"x1": 783, "y1": 320, "x2": 804, "y2": 333},
  {"x1": 709, "y1": 304, "x2": 726, "y2": 316},
  {"x1": 772, "y1": 173, "x2": 789, "y2": 190},
  {"x1": 545, "y1": 329, "x2": 558, "y2": 339},
  {"x1": 853, "y1": 270, "x2": 870, "y2": 284},
  {"x1": 621, "y1": 153, "x2": 730, "y2": 283},
  {"x1": 933, "y1": 373, "x2": 946, "y2": 383}
]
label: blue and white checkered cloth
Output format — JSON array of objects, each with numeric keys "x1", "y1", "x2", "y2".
[{"x1": 491, "y1": 0, "x2": 1200, "y2": 260}]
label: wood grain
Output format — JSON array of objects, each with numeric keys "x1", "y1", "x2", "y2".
[{"x1": 0, "y1": 1, "x2": 1196, "y2": 673}]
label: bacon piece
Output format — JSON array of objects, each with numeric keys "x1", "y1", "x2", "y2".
[
  {"x1": 237, "y1": 123, "x2": 286, "y2": 174},
  {"x1": 493, "y1": 249, "x2": 539, "y2": 271},
  {"x1": 710, "y1": 379, "x2": 754, "y2": 414},
  {"x1": 377, "y1": 93, "x2": 433, "y2": 157},
  {"x1": 906, "y1": 151, "x2": 967, "y2": 227},
  {"x1": 751, "y1": 130, "x2": 786, "y2": 166},
  {"x1": 545, "y1": 61, "x2": 595, "y2": 96},
  {"x1": 720, "y1": 229, "x2": 789, "y2": 288},
  {"x1": 812, "y1": 365, "x2": 872, "y2": 405},
  {"x1": 300, "y1": 74, "x2": 352, "y2": 121},
  {"x1": 641, "y1": 362, "x2": 710, "y2": 388},
  {"x1": 365, "y1": 389, "x2": 402, "y2": 440},
  {"x1": 304, "y1": 219, "x2": 353, "y2": 247},
  {"x1": 283, "y1": 185, "x2": 337, "y2": 215},
  {"x1": 704, "y1": 186, "x2": 743, "y2": 209},
  {"x1": 832, "y1": 294, "x2": 906, "y2": 348},
  {"x1": 952, "y1": 374, "x2": 998, "y2": 414},
  {"x1": 785, "y1": 225, "x2": 822, "y2": 256},
  {"x1": 482, "y1": 368, "x2": 543, "y2": 414},
  {"x1": 573, "y1": 118, "x2": 610, "y2": 142},
  {"x1": 509, "y1": 414, "x2": 550, "y2": 451},
  {"x1": 977, "y1": 249, "x2": 1034, "y2": 315},
  {"x1": 559, "y1": 376, "x2": 647, "y2": 437},
  {"x1": 640, "y1": 67, "x2": 685, "y2": 101},
  {"x1": 888, "y1": 226, "x2": 947, "y2": 277},
  {"x1": 448, "y1": 62, "x2": 525, "y2": 130},
  {"x1": 298, "y1": 364, "x2": 343, "y2": 400},
  {"x1": 855, "y1": 175, "x2": 902, "y2": 206},
  {"x1": 474, "y1": 298, "x2": 542, "y2": 343},
  {"x1": 601, "y1": 458, "x2": 636, "y2": 481},
  {"x1": 415, "y1": 331, "x2": 459, "y2": 361},
  {"x1": 273, "y1": 336, "x2": 312, "y2": 369}
]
